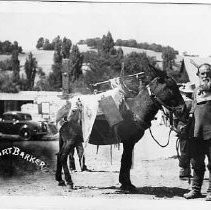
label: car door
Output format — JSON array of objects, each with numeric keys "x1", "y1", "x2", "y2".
[
  {"x1": 12, "y1": 114, "x2": 26, "y2": 135},
  {"x1": 1, "y1": 114, "x2": 14, "y2": 134}
]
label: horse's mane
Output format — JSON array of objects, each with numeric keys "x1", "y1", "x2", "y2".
[
  {"x1": 121, "y1": 63, "x2": 167, "y2": 95},
  {"x1": 143, "y1": 63, "x2": 167, "y2": 84}
]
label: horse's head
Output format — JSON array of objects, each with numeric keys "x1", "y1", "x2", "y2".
[
  {"x1": 67, "y1": 98, "x2": 82, "y2": 124},
  {"x1": 119, "y1": 63, "x2": 189, "y2": 123},
  {"x1": 148, "y1": 74, "x2": 188, "y2": 122}
]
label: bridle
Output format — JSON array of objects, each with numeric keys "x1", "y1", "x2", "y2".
[
  {"x1": 145, "y1": 76, "x2": 187, "y2": 148},
  {"x1": 146, "y1": 76, "x2": 186, "y2": 122}
]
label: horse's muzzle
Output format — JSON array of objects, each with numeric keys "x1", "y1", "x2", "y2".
[{"x1": 174, "y1": 104, "x2": 189, "y2": 123}]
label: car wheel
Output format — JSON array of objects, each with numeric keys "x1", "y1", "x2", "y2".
[{"x1": 20, "y1": 129, "x2": 32, "y2": 141}]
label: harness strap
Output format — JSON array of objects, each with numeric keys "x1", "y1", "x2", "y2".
[
  {"x1": 146, "y1": 77, "x2": 180, "y2": 112},
  {"x1": 149, "y1": 126, "x2": 173, "y2": 148}
]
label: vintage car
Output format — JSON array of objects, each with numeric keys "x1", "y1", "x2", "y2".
[{"x1": 0, "y1": 111, "x2": 48, "y2": 141}]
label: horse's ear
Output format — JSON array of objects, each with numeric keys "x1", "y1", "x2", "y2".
[
  {"x1": 147, "y1": 60, "x2": 167, "y2": 78},
  {"x1": 145, "y1": 58, "x2": 156, "y2": 74},
  {"x1": 157, "y1": 77, "x2": 164, "y2": 83}
]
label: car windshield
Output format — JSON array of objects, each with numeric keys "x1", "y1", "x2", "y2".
[
  {"x1": 3, "y1": 114, "x2": 14, "y2": 121},
  {"x1": 19, "y1": 114, "x2": 32, "y2": 121}
]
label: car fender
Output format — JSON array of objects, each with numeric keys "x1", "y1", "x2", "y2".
[{"x1": 20, "y1": 124, "x2": 33, "y2": 134}]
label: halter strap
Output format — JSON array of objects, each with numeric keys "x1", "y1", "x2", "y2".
[{"x1": 146, "y1": 76, "x2": 181, "y2": 112}]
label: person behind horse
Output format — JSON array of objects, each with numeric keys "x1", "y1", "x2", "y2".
[
  {"x1": 59, "y1": 115, "x2": 88, "y2": 172},
  {"x1": 175, "y1": 83, "x2": 195, "y2": 179},
  {"x1": 55, "y1": 99, "x2": 88, "y2": 187},
  {"x1": 65, "y1": 99, "x2": 88, "y2": 172},
  {"x1": 184, "y1": 63, "x2": 211, "y2": 201}
]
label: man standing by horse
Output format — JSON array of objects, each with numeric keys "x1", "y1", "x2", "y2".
[
  {"x1": 184, "y1": 63, "x2": 211, "y2": 201},
  {"x1": 56, "y1": 99, "x2": 88, "y2": 173},
  {"x1": 174, "y1": 83, "x2": 195, "y2": 179}
]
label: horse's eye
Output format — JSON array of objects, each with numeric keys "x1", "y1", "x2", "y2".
[{"x1": 158, "y1": 77, "x2": 164, "y2": 83}]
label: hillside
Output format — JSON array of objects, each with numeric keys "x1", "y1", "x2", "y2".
[{"x1": 0, "y1": 44, "x2": 183, "y2": 76}]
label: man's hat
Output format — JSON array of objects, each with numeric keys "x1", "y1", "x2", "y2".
[
  {"x1": 197, "y1": 63, "x2": 211, "y2": 76},
  {"x1": 179, "y1": 82, "x2": 195, "y2": 93}
]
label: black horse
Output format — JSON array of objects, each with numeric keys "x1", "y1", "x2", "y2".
[{"x1": 55, "y1": 64, "x2": 189, "y2": 191}]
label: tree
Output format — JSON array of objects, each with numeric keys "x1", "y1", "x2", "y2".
[
  {"x1": 124, "y1": 52, "x2": 157, "y2": 75},
  {"x1": 83, "y1": 51, "x2": 120, "y2": 89},
  {"x1": 162, "y1": 46, "x2": 176, "y2": 71},
  {"x1": 101, "y1": 31, "x2": 115, "y2": 55},
  {"x1": 62, "y1": 37, "x2": 72, "y2": 59},
  {"x1": 43, "y1": 39, "x2": 52, "y2": 50},
  {"x1": 24, "y1": 52, "x2": 38, "y2": 90},
  {"x1": 52, "y1": 35, "x2": 62, "y2": 51},
  {"x1": 69, "y1": 45, "x2": 83, "y2": 82},
  {"x1": 116, "y1": 47, "x2": 124, "y2": 60},
  {"x1": 0, "y1": 73, "x2": 19, "y2": 93},
  {"x1": 33, "y1": 68, "x2": 51, "y2": 91},
  {"x1": 0, "y1": 40, "x2": 22, "y2": 54},
  {"x1": 2, "y1": 40, "x2": 12, "y2": 53},
  {"x1": 11, "y1": 49, "x2": 20, "y2": 83},
  {"x1": 36, "y1": 37, "x2": 44, "y2": 49},
  {"x1": 48, "y1": 42, "x2": 63, "y2": 90},
  {"x1": 0, "y1": 59, "x2": 12, "y2": 71},
  {"x1": 48, "y1": 63, "x2": 62, "y2": 91}
]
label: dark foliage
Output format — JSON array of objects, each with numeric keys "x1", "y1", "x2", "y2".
[
  {"x1": 11, "y1": 49, "x2": 20, "y2": 83},
  {"x1": 0, "y1": 40, "x2": 22, "y2": 54},
  {"x1": 0, "y1": 72, "x2": 19, "y2": 93},
  {"x1": 78, "y1": 36, "x2": 178, "y2": 55},
  {"x1": 69, "y1": 45, "x2": 84, "y2": 82},
  {"x1": 0, "y1": 59, "x2": 12, "y2": 71},
  {"x1": 24, "y1": 52, "x2": 38, "y2": 90}
]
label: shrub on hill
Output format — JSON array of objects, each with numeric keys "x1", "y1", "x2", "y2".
[
  {"x1": 78, "y1": 36, "x2": 178, "y2": 55},
  {"x1": 0, "y1": 73, "x2": 19, "y2": 93},
  {"x1": 0, "y1": 40, "x2": 22, "y2": 54},
  {"x1": 0, "y1": 59, "x2": 12, "y2": 71}
]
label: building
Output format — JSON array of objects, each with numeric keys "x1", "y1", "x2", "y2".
[{"x1": 0, "y1": 91, "x2": 65, "y2": 122}]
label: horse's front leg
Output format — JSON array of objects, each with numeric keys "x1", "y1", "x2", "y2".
[{"x1": 119, "y1": 142, "x2": 137, "y2": 192}]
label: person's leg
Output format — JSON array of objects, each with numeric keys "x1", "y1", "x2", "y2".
[
  {"x1": 205, "y1": 141, "x2": 211, "y2": 201},
  {"x1": 179, "y1": 137, "x2": 191, "y2": 178},
  {"x1": 184, "y1": 140, "x2": 206, "y2": 199}
]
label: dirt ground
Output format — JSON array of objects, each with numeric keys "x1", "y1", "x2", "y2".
[{"x1": 0, "y1": 123, "x2": 210, "y2": 209}]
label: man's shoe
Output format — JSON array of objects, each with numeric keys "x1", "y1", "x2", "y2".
[
  {"x1": 69, "y1": 167, "x2": 76, "y2": 172},
  {"x1": 183, "y1": 190, "x2": 202, "y2": 199},
  {"x1": 179, "y1": 167, "x2": 191, "y2": 179},
  {"x1": 205, "y1": 192, "x2": 211, "y2": 201},
  {"x1": 81, "y1": 165, "x2": 91, "y2": 172}
]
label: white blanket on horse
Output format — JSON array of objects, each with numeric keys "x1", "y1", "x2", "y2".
[
  {"x1": 55, "y1": 101, "x2": 72, "y2": 129},
  {"x1": 67, "y1": 87, "x2": 124, "y2": 142}
]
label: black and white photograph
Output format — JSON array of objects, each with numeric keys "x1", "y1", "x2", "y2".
[{"x1": 0, "y1": 0, "x2": 211, "y2": 209}]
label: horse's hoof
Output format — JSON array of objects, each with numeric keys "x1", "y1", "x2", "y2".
[
  {"x1": 120, "y1": 184, "x2": 138, "y2": 193},
  {"x1": 58, "y1": 180, "x2": 66, "y2": 186}
]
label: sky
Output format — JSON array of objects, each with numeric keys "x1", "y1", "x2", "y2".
[{"x1": 1, "y1": 1, "x2": 211, "y2": 57}]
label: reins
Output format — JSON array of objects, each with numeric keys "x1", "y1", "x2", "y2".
[
  {"x1": 145, "y1": 76, "x2": 183, "y2": 148},
  {"x1": 149, "y1": 126, "x2": 173, "y2": 148}
]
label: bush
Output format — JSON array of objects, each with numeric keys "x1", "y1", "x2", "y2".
[
  {"x1": 0, "y1": 73, "x2": 19, "y2": 93},
  {"x1": 0, "y1": 59, "x2": 12, "y2": 71}
]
